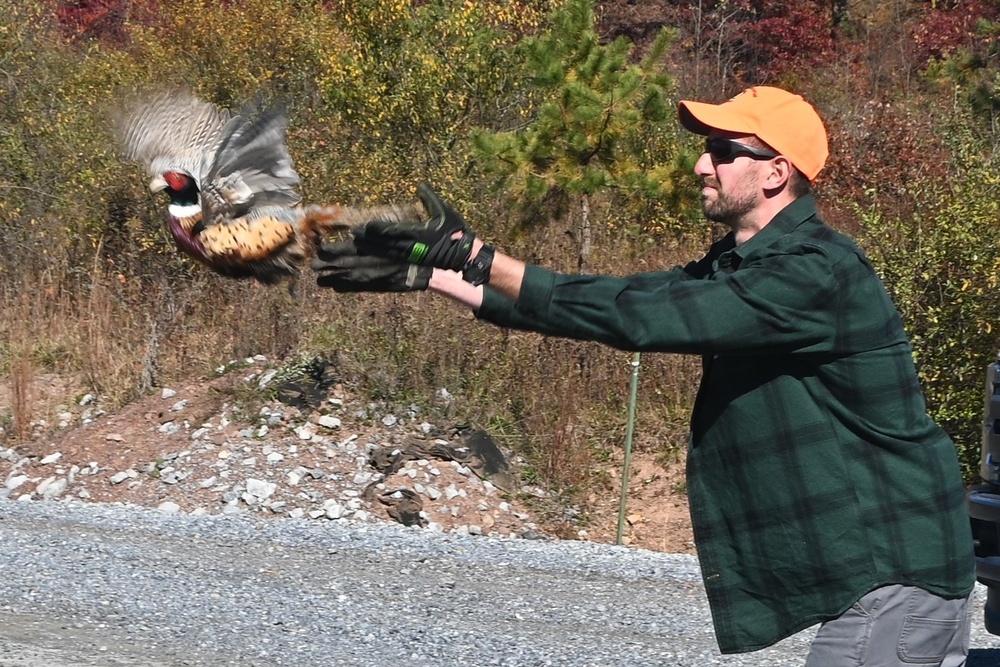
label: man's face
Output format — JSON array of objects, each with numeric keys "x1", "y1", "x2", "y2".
[{"x1": 694, "y1": 133, "x2": 774, "y2": 226}]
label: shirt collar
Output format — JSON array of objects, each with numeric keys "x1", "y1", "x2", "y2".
[{"x1": 731, "y1": 194, "x2": 819, "y2": 261}]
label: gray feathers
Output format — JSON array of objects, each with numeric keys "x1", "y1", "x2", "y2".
[{"x1": 117, "y1": 89, "x2": 302, "y2": 225}]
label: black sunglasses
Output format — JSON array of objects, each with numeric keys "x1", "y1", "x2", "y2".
[{"x1": 705, "y1": 137, "x2": 778, "y2": 163}]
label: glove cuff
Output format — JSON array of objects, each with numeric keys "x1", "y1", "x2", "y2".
[{"x1": 462, "y1": 245, "x2": 494, "y2": 286}]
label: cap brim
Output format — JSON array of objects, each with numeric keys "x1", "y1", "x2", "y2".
[{"x1": 678, "y1": 100, "x2": 755, "y2": 137}]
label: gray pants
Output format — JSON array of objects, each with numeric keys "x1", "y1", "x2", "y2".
[{"x1": 804, "y1": 584, "x2": 972, "y2": 666}]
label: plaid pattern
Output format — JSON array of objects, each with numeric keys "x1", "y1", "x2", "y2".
[{"x1": 477, "y1": 195, "x2": 974, "y2": 653}]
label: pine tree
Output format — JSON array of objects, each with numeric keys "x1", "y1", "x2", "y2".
[{"x1": 471, "y1": 0, "x2": 678, "y2": 271}]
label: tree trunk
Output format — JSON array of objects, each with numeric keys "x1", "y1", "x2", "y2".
[
  {"x1": 832, "y1": 0, "x2": 849, "y2": 30},
  {"x1": 578, "y1": 193, "x2": 592, "y2": 273}
]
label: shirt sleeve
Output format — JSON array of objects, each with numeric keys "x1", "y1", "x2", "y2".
[{"x1": 478, "y1": 243, "x2": 841, "y2": 355}]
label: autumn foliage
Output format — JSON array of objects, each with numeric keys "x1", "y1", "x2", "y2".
[{"x1": 4, "y1": 0, "x2": 1000, "y2": 491}]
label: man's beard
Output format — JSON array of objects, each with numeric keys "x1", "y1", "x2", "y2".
[{"x1": 702, "y1": 174, "x2": 757, "y2": 225}]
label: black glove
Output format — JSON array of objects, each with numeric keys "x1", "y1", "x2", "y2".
[
  {"x1": 312, "y1": 240, "x2": 430, "y2": 292},
  {"x1": 352, "y1": 183, "x2": 476, "y2": 271}
]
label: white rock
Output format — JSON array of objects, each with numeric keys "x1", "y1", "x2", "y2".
[
  {"x1": 287, "y1": 468, "x2": 308, "y2": 485},
  {"x1": 37, "y1": 477, "x2": 67, "y2": 499},
  {"x1": 425, "y1": 486, "x2": 442, "y2": 501},
  {"x1": 109, "y1": 470, "x2": 136, "y2": 485},
  {"x1": 288, "y1": 508, "x2": 305, "y2": 519},
  {"x1": 157, "y1": 501, "x2": 181, "y2": 514},
  {"x1": 245, "y1": 478, "x2": 276, "y2": 500},
  {"x1": 381, "y1": 414, "x2": 398, "y2": 427},
  {"x1": 170, "y1": 399, "x2": 188, "y2": 412},
  {"x1": 161, "y1": 388, "x2": 177, "y2": 399},
  {"x1": 295, "y1": 426, "x2": 314, "y2": 440},
  {"x1": 257, "y1": 369, "x2": 278, "y2": 388},
  {"x1": 191, "y1": 427, "x2": 209, "y2": 440},
  {"x1": 445, "y1": 484, "x2": 461, "y2": 500},
  {"x1": 324, "y1": 500, "x2": 345, "y2": 519},
  {"x1": 317, "y1": 415, "x2": 341, "y2": 429},
  {"x1": 256, "y1": 425, "x2": 269, "y2": 438},
  {"x1": 266, "y1": 452, "x2": 285, "y2": 464},
  {"x1": 5, "y1": 475, "x2": 28, "y2": 491},
  {"x1": 199, "y1": 476, "x2": 217, "y2": 489}
]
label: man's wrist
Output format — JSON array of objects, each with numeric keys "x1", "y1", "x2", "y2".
[{"x1": 462, "y1": 244, "x2": 494, "y2": 286}]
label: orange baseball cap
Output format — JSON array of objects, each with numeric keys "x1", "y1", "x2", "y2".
[{"x1": 678, "y1": 86, "x2": 829, "y2": 182}]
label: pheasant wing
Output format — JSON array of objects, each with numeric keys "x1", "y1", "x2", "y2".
[
  {"x1": 117, "y1": 89, "x2": 233, "y2": 187},
  {"x1": 200, "y1": 98, "x2": 302, "y2": 227}
]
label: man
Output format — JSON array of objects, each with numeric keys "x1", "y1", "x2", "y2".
[{"x1": 313, "y1": 86, "x2": 975, "y2": 665}]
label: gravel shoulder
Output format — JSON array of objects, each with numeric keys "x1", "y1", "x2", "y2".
[
  {"x1": 3, "y1": 499, "x2": 1000, "y2": 667},
  {"x1": 1, "y1": 498, "x2": 775, "y2": 666}
]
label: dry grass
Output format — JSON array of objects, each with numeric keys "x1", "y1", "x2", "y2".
[{"x1": 0, "y1": 226, "x2": 706, "y2": 501}]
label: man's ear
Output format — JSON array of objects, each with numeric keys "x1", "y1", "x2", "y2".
[{"x1": 764, "y1": 156, "x2": 793, "y2": 190}]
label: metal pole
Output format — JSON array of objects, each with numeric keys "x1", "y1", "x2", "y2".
[{"x1": 616, "y1": 352, "x2": 642, "y2": 545}]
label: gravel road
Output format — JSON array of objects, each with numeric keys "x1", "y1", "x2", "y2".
[{"x1": 2, "y1": 499, "x2": 1000, "y2": 667}]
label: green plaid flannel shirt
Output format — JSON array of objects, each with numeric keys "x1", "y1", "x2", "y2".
[{"x1": 476, "y1": 195, "x2": 974, "y2": 653}]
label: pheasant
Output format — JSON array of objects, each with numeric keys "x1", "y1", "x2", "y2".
[{"x1": 117, "y1": 89, "x2": 425, "y2": 285}]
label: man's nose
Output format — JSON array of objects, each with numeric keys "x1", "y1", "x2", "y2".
[{"x1": 694, "y1": 151, "x2": 714, "y2": 178}]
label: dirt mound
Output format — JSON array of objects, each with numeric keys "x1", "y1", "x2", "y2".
[{"x1": 0, "y1": 359, "x2": 694, "y2": 553}]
